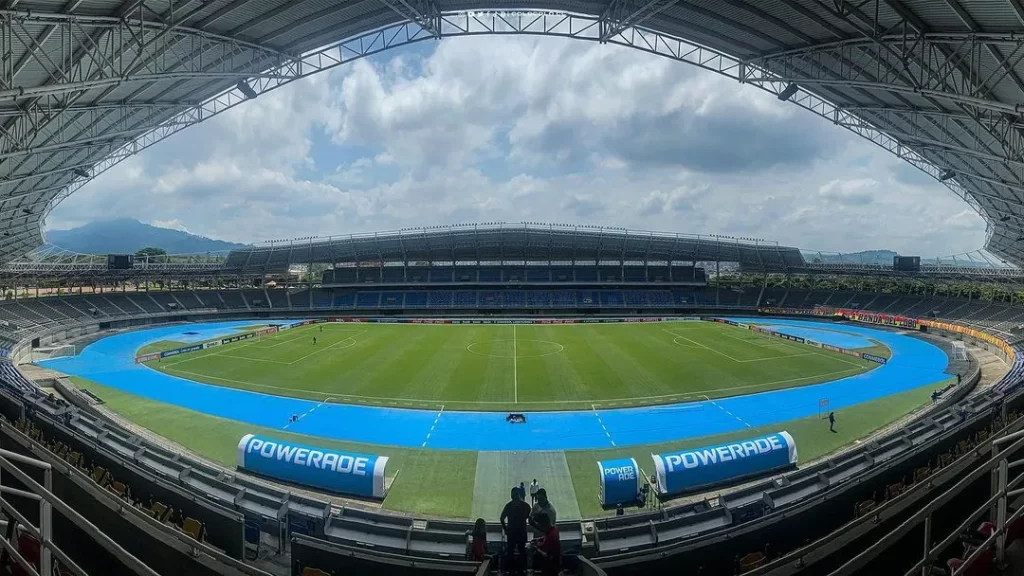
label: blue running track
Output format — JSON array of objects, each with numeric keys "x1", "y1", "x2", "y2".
[{"x1": 40, "y1": 318, "x2": 949, "y2": 451}]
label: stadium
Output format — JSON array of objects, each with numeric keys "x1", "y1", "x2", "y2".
[{"x1": 0, "y1": 1, "x2": 1021, "y2": 576}]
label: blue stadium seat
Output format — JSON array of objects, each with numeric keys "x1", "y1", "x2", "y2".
[
  {"x1": 504, "y1": 291, "x2": 525, "y2": 307},
  {"x1": 453, "y1": 291, "x2": 477, "y2": 307},
  {"x1": 427, "y1": 291, "x2": 453, "y2": 307},
  {"x1": 600, "y1": 291, "x2": 624, "y2": 306},
  {"x1": 356, "y1": 292, "x2": 381, "y2": 308},
  {"x1": 404, "y1": 292, "x2": 428, "y2": 307},
  {"x1": 526, "y1": 291, "x2": 552, "y2": 307}
]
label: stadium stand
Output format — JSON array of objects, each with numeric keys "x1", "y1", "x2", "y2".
[{"x1": 0, "y1": 228, "x2": 1023, "y2": 574}]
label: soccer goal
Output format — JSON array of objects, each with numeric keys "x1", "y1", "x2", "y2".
[
  {"x1": 951, "y1": 341, "x2": 969, "y2": 362},
  {"x1": 31, "y1": 344, "x2": 76, "y2": 361}
]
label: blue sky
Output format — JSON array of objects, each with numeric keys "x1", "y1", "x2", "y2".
[{"x1": 46, "y1": 36, "x2": 986, "y2": 256}]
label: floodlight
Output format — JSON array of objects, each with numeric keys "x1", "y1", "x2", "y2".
[
  {"x1": 236, "y1": 80, "x2": 258, "y2": 100},
  {"x1": 777, "y1": 83, "x2": 799, "y2": 101},
  {"x1": 939, "y1": 169, "x2": 956, "y2": 181},
  {"x1": 73, "y1": 168, "x2": 90, "y2": 178}
]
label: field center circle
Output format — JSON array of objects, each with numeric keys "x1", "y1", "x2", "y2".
[{"x1": 466, "y1": 339, "x2": 565, "y2": 358}]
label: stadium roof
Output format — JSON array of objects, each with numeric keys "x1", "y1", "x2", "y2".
[
  {"x1": 225, "y1": 223, "x2": 803, "y2": 273},
  {"x1": 1, "y1": 1, "x2": 1023, "y2": 266}
]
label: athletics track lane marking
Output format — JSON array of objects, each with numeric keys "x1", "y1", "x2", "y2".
[
  {"x1": 282, "y1": 397, "x2": 333, "y2": 430},
  {"x1": 421, "y1": 404, "x2": 445, "y2": 447},
  {"x1": 706, "y1": 396, "x2": 752, "y2": 429},
  {"x1": 590, "y1": 404, "x2": 616, "y2": 447}
]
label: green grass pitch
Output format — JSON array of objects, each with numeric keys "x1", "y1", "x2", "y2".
[
  {"x1": 67, "y1": 319, "x2": 941, "y2": 519},
  {"x1": 144, "y1": 321, "x2": 878, "y2": 411}
]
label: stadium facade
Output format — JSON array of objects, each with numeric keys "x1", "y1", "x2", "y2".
[{"x1": 0, "y1": 225, "x2": 1018, "y2": 575}]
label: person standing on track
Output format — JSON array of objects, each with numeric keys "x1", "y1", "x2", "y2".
[
  {"x1": 828, "y1": 411, "x2": 836, "y2": 433},
  {"x1": 530, "y1": 479, "x2": 539, "y2": 506}
]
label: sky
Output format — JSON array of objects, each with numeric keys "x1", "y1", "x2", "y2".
[{"x1": 46, "y1": 35, "x2": 987, "y2": 257}]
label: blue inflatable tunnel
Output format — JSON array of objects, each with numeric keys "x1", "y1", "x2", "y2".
[
  {"x1": 652, "y1": 431, "x2": 797, "y2": 496},
  {"x1": 237, "y1": 434, "x2": 389, "y2": 499}
]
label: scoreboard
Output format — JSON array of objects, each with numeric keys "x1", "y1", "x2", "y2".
[
  {"x1": 893, "y1": 255, "x2": 921, "y2": 272},
  {"x1": 106, "y1": 254, "x2": 134, "y2": 270}
]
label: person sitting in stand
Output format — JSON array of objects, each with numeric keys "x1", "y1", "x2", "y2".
[{"x1": 529, "y1": 513, "x2": 561, "y2": 576}]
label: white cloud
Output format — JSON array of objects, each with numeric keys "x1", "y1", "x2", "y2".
[
  {"x1": 149, "y1": 219, "x2": 191, "y2": 233},
  {"x1": 46, "y1": 35, "x2": 986, "y2": 257}
]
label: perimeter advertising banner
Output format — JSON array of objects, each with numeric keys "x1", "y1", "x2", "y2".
[
  {"x1": 861, "y1": 352, "x2": 887, "y2": 364},
  {"x1": 160, "y1": 343, "x2": 203, "y2": 358},
  {"x1": 134, "y1": 352, "x2": 160, "y2": 364},
  {"x1": 237, "y1": 434, "x2": 389, "y2": 499},
  {"x1": 597, "y1": 457, "x2": 641, "y2": 507},
  {"x1": 652, "y1": 431, "x2": 797, "y2": 495}
]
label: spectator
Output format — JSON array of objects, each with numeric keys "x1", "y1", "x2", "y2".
[
  {"x1": 467, "y1": 518, "x2": 489, "y2": 562},
  {"x1": 530, "y1": 489, "x2": 557, "y2": 529},
  {"x1": 500, "y1": 487, "x2": 531, "y2": 575},
  {"x1": 530, "y1": 513, "x2": 560, "y2": 576},
  {"x1": 530, "y1": 479, "x2": 539, "y2": 505}
]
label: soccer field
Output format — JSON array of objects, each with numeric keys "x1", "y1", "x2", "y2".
[{"x1": 144, "y1": 321, "x2": 879, "y2": 410}]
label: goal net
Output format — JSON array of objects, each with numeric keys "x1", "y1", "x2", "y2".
[
  {"x1": 951, "y1": 341, "x2": 969, "y2": 362},
  {"x1": 31, "y1": 345, "x2": 76, "y2": 361}
]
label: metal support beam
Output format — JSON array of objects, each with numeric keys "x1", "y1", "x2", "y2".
[{"x1": 375, "y1": 0, "x2": 441, "y2": 38}]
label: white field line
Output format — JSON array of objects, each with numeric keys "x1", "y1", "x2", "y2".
[
  {"x1": 422, "y1": 404, "x2": 445, "y2": 447},
  {"x1": 664, "y1": 330, "x2": 743, "y2": 362},
  {"x1": 513, "y1": 323, "x2": 518, "y2": 403},
  {"x1": 160, "y1": 324, "x2": 363, "y2": 367},
  {"x1": 285, "y1": 331, "x2": 365, "y2": 365},
  {"x1": 665, "y1": 328, "x2": 836, "y2": 364},
  {"x1": 212, "y1": 353, "x2": 293, "y2": 365},
  {"x1": 720, "y1": 331, "x2": 784, "y2": 349},
  {"x1": 164, "y1": 364, "x2": 865, "y2": 409}
]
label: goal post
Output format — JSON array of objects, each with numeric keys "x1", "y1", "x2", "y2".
[
  {"x1": 951, "y1": 341, "x2": 969, "y2": 361},
  {"x1": 31, "y1": 345, "x2": 76, "y2": 361}
]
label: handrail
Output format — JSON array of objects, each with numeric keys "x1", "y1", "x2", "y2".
[
  {"x1": 828, "y1": 409, "x2": 1024, "y2": 576},
  {"x1": 0, "y1": 448, "x2": 159, "y2": 576}
]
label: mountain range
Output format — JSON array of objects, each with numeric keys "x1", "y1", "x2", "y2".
[{"x1": 45, "y1": 219, "x2": 248, "y2": 254}]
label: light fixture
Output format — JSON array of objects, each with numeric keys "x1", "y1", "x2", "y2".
[
  {"x1": 777, "y1": 83, "x2": 799, "y2": 101},
  {"x1": 73, "y1": 168, "x2": 90, "y2": 178},
  {"x1": 940, "y1": 169, "x2": 956, "y2": 181},
  {"x1": 236, "y1": 80, "x2": 258, "y2": 100}
]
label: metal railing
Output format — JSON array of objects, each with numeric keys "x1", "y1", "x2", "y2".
[
  {"x1": 829, "y1": 409, "x2": 1024, "y2": 576},
  {"x1": 0, "y1": 447, "x2": 159, "y2": 576}
]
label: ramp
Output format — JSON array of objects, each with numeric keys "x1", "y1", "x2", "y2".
[{"x1": 471, "y1": 450, "x2": 581, "y2": 522}]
